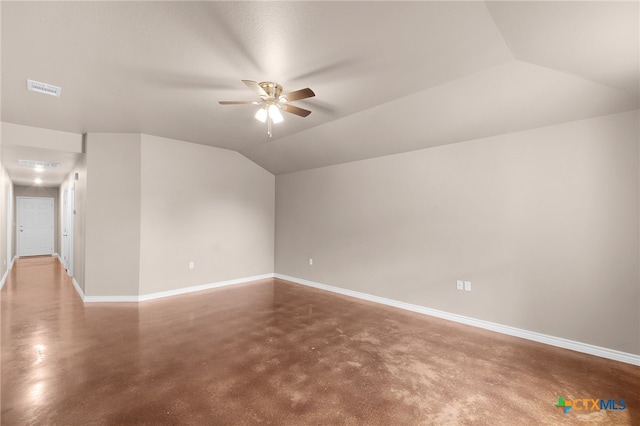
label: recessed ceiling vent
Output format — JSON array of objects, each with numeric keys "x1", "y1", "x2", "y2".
[
  {"x1": 18, "y1": 159, "x2": 60, "y2": 168},
  {"x1": 27, "y1": 79, "x2": 61, "y2": 97}
]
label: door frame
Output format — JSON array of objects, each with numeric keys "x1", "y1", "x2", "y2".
[
  {"x1": 62, "y1": 185, "x2": 74, "y2": 275},
  {"x1": 6, "y1": 185, "x2": 13, "y2": 268},
  {"x1": 16, "y1": 196, "x2": 55, "y2": 257}
]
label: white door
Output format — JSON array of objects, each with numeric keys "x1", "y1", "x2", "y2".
[
  {"x1": 17, "y1": 197, "x2": 54, "y2": 257},
  {"x1": 61, "y1": 187, "x2": 74, "y2": 274}
]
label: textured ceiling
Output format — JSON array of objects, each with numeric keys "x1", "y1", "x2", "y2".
[{"x1": 1, "y1": 1, "x2": 638, "y2": 179}]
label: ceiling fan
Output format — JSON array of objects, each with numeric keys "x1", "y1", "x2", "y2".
[{"x1": 219, "y1": 80, "x2": 315, "y2": 137}]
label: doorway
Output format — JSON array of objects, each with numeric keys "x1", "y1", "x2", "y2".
[{"x1": 17, "y1": 197, "x2": 54, "y2": 257}]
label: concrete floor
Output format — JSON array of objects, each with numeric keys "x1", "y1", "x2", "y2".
[{"x1": 1, "y1": 256, "x2": 639, "y2": 425}]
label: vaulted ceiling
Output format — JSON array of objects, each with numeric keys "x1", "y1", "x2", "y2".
[{"x1": 2, "y1": 1, "x2": 638, "y2": 179}]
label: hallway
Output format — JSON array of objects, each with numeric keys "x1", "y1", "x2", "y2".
[{"x1": 1, "y1": 257, "x2": 639, "y2": 425}]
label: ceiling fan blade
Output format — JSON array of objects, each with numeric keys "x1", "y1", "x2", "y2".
[
  {"x1": 282, "y1": 87, "x2": 315, "y2": 102},
  {"x1": 283, "y1": 104, "x2": 312, "y2": 117},
  {"x1": 242, "y1": 80, "x2": 268, "y2": 97},
  {"x1": 218, "y1": 101, "x2": 260, "y2": 105}
]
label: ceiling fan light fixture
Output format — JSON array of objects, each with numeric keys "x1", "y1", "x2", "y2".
[
  {"x1": 255, "y1": 107, "x2": 268, "y2": 123},
  {"x1": 269, "y1": 104, "x2": 284, "y2": 124}
]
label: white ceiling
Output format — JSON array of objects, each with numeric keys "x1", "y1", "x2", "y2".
[
  {"x1": 1, "y1": 1, "x2": 638, "y2": 178},
  {"x1": 1, "y1": 145, "x2": 81, "y2": 188}
]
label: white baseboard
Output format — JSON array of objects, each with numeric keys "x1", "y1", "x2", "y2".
[
  {"x1": 1, "y1": 256, "x2": 18, "y2": 290},
  {"x1": 274, "y1": 273, "x2": 640, "y2": 367},
  {"x1": 137, "y1": 273, "x2": 275, "y2": 302},
  {"x1": 53, "y1": 254, "x2": 74, "y2": 278},
  {"x1": 81, "y1": 273, "x2": 276, "y2": 303},
  {"x1": 71, "y1": 277, "x2": 85, "y2": 301},
  {"x1": 84, "y1": 294, "x2": 138, "y2": 303},
  {"x1": 0, "y1": 269, "x2": 8, "y2": 290}
]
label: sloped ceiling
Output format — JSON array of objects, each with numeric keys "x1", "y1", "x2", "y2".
[{"x1": 1, "y1": 1, "x2": 638, "y2": 178}]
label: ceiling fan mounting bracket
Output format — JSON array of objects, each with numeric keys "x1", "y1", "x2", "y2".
[{"x1": 258, "y1": 81, "x2": 283, "y2": 100}]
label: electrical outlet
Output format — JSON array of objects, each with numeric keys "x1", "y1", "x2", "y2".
[
  {"x1": 189, "y1": 261, "x2": 195, "y2": 269},
  {"x1": 456, "y1": 280, "x2": 463, "y2": 290},
  {"x1": 309, "y1": 258, "x2": 313, "y2": 266},
  {"x1": 464, "y1": 281, "x2": 471, "y2": 291}
]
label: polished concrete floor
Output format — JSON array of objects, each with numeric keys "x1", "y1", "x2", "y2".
[{"x1": 1, "y1": 257, "x2": 639, "y2": 425}]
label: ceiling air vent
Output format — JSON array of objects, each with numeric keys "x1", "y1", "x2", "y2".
[
  {"x1": 18, "y1": 160, "x2": 60, "y2": 168},
  {"x1": 27, "y1": 79, "x2": 61, "y2": 97}
]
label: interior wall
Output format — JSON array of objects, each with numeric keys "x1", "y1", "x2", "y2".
[
  {"x1": 275, "y1": 110, "x2": 640, "y2": 355},
  {"x1": 1, "y1": 122, "x2": 5, "y2": 282},
  {"x1": 138, "y1": 134, "x2": 274, "y2": 295},
  {"x1": 60, "y1": 154, "x2": 87, "y2": 293},
  {"x1": 14, "y1": 185, "x2": 60, "y2": 255},
  {"x1": 0, "y1": 71, "x2": 3, "y2": 282},
  {"x1": 84, "y1": 133, "x2": 141, "y2": 297},
  {"x1": 0, "y1": 148, "x2": 11, "y2": 283}
]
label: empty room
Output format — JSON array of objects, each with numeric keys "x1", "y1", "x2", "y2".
[{"x1": 1, "y1": 1, "x2": 639, "y2": 425}]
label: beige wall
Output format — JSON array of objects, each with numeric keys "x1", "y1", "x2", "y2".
[
  {"x1": 275, "y1": 111, "x2": 640, "y2": 355},
  {"x1": 14, "y1": 185, "x2": 60, "y2": 255},
  {"x1": 1, "y1": 123, "x2": 5, "y2": 281},
  {"x1": 60, "y1": 154, "x2": 87, "y2": 293},
  {"x1": 81, "y1": 133, "x2": 274, "y2": 297},
  {"x1": 138, "y1": 135, "x2": 274, "y2": 294},
  {"x1": 0, "y1": 166, "x2": 6, "y2": 279},
  {"x1": 85, "y1": 133, "x2": 141, "y2": 297},
  {"x1": 0, "y1": 140, "x2": 12, "y2": 281}
]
